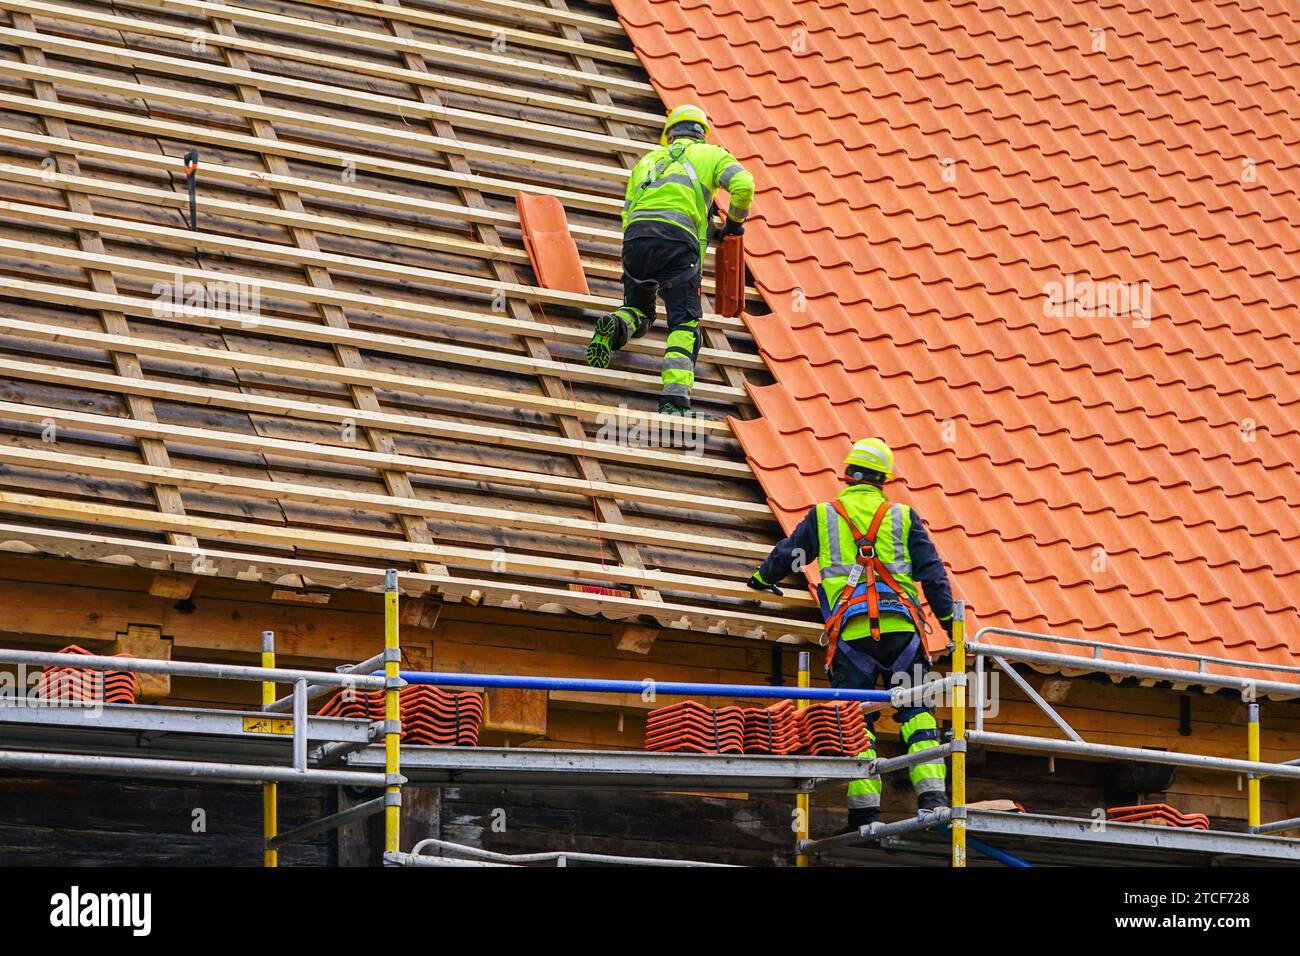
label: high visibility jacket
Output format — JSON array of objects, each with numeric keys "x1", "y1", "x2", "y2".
[
  {"x1": 815, "y1": 484, "x2": 920, "y2": 640},
  {"x1": 623, "y1": 138, "x2": 755, "y2": 257}
]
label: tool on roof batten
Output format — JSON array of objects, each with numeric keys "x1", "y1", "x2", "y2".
[{"x1": 183, "y1": 148, "x2": 199, "y2": 232}]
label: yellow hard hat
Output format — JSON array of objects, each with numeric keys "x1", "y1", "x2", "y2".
[
  {"x1": 661, "y1": 104, "x2": 710, "y2": 145},
  {"x1": 844, "y1": 437, "x2": 895, "y2": 481}
]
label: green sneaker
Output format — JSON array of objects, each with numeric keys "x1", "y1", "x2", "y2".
[{"x1": 586, "y1": 312, "x2": 619, "y2": 369}]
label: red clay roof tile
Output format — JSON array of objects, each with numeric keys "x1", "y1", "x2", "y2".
[{"x1": 617, "y1": 0, "x2": 1300, "y2": 676}]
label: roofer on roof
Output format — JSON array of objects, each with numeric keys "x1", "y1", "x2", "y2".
[
  {"x1": 586, "y1": 105, "x2": 755, "y2": 416},
  {"x1": 748, "y1": 437, "x2": 956, "y2": 830}
]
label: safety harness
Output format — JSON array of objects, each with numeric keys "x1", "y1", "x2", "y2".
[
  {"x1": 821, "y1": 499, "x2": 929, "y2": 673},
  {"x1": 632, "y1": 141, "x2": 712, "y2": 236}
]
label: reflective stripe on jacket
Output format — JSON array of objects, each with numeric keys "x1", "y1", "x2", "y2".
[
  {"x1": 815, "y1": 485, "x2": 920, "y2": 639},
  {"x1": 623, "y1": 139, "x2": 755, "y2": 256}
]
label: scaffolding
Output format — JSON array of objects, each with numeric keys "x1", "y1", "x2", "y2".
[
  {"x1": 3, "y1": 582, "x2": 1300, "y2": 866},
  {"x1": 0, "y1": 570, "x2": 405, "y2": 865},
  {"x1": 0, "y1": 568, "x2": 930, "y2": 865},
  {"x1": 799, "y1": 603, "x2": 1300, "y2": 866}
]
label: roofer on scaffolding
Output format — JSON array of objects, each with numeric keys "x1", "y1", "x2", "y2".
[
  {"x1": 586, "y1": 104, "x2": 755, "y2": 417},
  {"x1": 748, "y1": 438, "x2": 956, "y2": 830}
]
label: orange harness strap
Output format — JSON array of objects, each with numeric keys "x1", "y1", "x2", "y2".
[{"x1": 821, "y1": 500, "x2": 927, "y2": 672}]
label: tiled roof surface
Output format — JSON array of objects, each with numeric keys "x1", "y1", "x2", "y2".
[{"x1": 616, "y1": 0, "x2": 1300, "y2": 677}]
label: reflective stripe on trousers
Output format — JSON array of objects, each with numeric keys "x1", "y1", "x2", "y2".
[
  {"x1": 898, "y1": 708, "x2": 946, "y2": 793},
  {"x1": 845, "y1": 731, "x2": 880, "y2": 809},
  {"x1": 661, "y1": 322, "x2": 698, "y2": 402}
]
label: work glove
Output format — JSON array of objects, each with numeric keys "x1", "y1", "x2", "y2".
[
  {"x1": 940, "y1": 616, "x2": 955, "y2": 640},
  {"x1": 721, "y1": 217, "x2": 745, "y2": 238},
  {"x1": 747, "y1": 571, "x2": 783, "y2": 597}
]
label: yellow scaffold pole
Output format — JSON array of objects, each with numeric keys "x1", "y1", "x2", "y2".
[
  {"x1": 795, "y1": 650, "x2": 811, "y2": 867},
  {"x1": 1247, "y1": 701, "x2": 1261, "y2": 830},
  {"x1": 951, "y1": 601, "x2": 967, "y2": 868},
  {"x1": 261, "y1": 629, "x2": 278, "y2": 868},
  {"x1": 383, "y1": 569, "x2": 402, "y2": 859}
]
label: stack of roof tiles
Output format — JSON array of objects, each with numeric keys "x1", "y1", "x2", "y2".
[
  {"x1": 1107, "y1": 803, "x2": 1210, "y2": 830},
  {"x1": 644, "y1": 700, "x2": 745, "y2": 753},
  {"x1": 38, "y1": 644, "x2": 137, "y2": 705},
  {"x1": 615, "y1": 0, "x2": 1300, "y2": 679},
  {"x1": 742, "y1": 700, "x2": 802, "y2": 754},
  {"x1": 793, "y1": 701, "x2": 872, "y2": 757},
  {"x1": 318, "y1": 686, "x2": 483, "y2": 746},
  {"x1": 646, "y1": 698, "x2": 871, "y2": 756}
]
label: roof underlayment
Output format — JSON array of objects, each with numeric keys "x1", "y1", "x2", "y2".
[{"x1": 616, "y1": 0, "x2": 1300, "y2": 676}]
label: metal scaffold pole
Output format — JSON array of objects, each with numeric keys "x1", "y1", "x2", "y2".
[
  {"x1": 261, "y1": 629, "x2": 278, "y2": 869},
  {"x1": 951, "y1": 601, "x2": 967, "y2": 869},
  {"x1": 795, "y1": 650, "x2": 811, "y2": 868},
  {"x1": 1247, "y1": 702, "x2": 1261, "y2": 830},
  {"x1": 383, "y1": 569, "x2": 402, "y2": 859}
]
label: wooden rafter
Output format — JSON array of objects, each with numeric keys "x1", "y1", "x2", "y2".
[
  {"x1": 198, "y1": 0, "x2": 446, "y2": 579},
  {"x1": 539, "y1": 0, "x2": 767, "y2": 650},
  {"x1": 4, "y1": 10, "x2": 200, "y2": 588},
  {"x1": 374, "y1": 0, "x2": 664, "y2": 604}
]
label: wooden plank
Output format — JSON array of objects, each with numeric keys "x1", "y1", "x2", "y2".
[
  {"x1": 0, "y1": 160, "x2": 528, "y2": 268},
  {"x1": 0, "y1": 490, "x2": 815, "y2": 606},
  {"x1": 0, "y1": 313, "x2": 736, "y2": 427},
  {"x1": 284, "y1": 0, "x2": 640, "y2": 63},
  {"x1": 0, "y1": 127, "x2": 587, "y2": 234},
  {"x1": 3, "y1": 198, "x2": 624, "y2": 319},
  {"x1": 0, "y1": 128, "x2": 744, "y2": 282},
  {"x1": 0, "y1": 560, "x2": 744, "y2": 668},
  {"x1": 0, "y1": 444, "x2": 773, "y2": 559},
  {"x1": 0, "y1": 0, "x2": 655, "y2": 125},
  {"x1": 0, "y1": 60, "x2": 631, "y2": 183},
  {"x1": 0, "y1": 160, "x2": 628, "y2": 279},
  {"x1": 0, "y1": 361, "x2": 745, "y2": 478},
  {"x1": 427, "y1": 0, "x2": 624, "y2": 35},
  {"x1": 0, "y1": 27, "x2": 650, "y2": 155},
  {"x1": 113, "y1": 0, "x2": 653, "y2": 93},
  {"x1": 0, "y1": 521, "x2": 821, "y2": 638},
  {"x1": 0, "y1": 377, "x2": 767, "y2": 518},
  {"x1": 0, "y1": 157, "x2": 750, "y2": 295},
  {"x1": 0, "y1": 90, "x2": 622, "y2": 213},
  {"x1": 0, "y1": 238, "x2": 751, "y2": 357}
]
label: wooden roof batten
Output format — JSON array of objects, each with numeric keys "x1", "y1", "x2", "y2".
[{"x1": 0, "y1": 0, "x2": 809, "y2": 642}]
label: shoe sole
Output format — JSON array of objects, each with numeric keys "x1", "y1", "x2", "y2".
[{"x1": 586, "y1": 313, "x2": 617, "y2": 369}]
